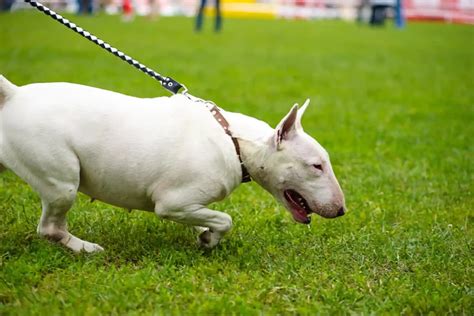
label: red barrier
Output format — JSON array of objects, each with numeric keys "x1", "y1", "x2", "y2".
[{"x1": 404, "y1": 0, "x2": 474, "y2": 24}]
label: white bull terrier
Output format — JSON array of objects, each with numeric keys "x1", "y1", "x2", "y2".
[{"x1": 0, "y1": 75, "x2": 345, "y2": 252}]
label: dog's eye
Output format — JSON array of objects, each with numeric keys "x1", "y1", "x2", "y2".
[{"x1": 312, "y1": 164, "x2": 323, "y2": 171}]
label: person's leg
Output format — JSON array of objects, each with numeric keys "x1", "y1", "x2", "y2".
[
  {"x1": 87, "y1": 0, "x2": 93, "y2": 14},
  {"x1": 1, "y1": 0, "x2": 15, "y2": 11},
  {"x1": 215, "y1": 0, "x2": 222, "y2": 32},
  {"x1": 369, "y1": 4, "x2": 376, "y2": 25},
  {"x1": 195, "y1": 0, "x2": 207, "y2": 31},
  {"x1": 77, "y1": 0, "x2": 84, "y2": 14},
  {"x1": 372, "y1": 5, "x2": 386, "y2": 25}
]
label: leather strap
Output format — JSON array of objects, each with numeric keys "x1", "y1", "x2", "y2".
[{"x1": 208, "y1": 105, "x2": 251, "y2": 183}]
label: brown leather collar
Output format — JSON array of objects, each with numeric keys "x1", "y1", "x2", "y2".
[{"x1": 208, "y1": 105, "x2": 251, "y2": 183}]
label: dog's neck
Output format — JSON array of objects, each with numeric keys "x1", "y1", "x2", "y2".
[{"x1": 222, "y1": 110, "x2": 275, "y2": 184}]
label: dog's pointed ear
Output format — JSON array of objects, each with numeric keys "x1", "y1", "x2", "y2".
[
  {"x1": 295, "y1": 98, "x2": 310, "y2": 130},
  {"x1": 275, "y1": 104, "x2": 299, "y2": 148}
]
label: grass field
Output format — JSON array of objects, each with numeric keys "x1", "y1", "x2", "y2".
[{"x1": 0, "y1": 11, "x2": 473, "y2": 314}]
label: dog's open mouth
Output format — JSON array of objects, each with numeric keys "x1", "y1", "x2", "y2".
[{"x1": 284, "y1": 189, "x2": 313, "y2": 224}]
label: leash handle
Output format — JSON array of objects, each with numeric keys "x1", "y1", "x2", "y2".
[{"x1": 24, "y1": 0, "x2": 185, "y2": 94}]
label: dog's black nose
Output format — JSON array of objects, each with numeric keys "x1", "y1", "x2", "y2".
[{"x1": 336, "y1": 206, "x2": 345, "y2": 217}]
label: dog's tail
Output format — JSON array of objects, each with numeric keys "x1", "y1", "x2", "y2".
[
  {"x1": 0, "y1": 75, "x2": 17, "y2": 108},
  {"x1": 0, "y1": 75, "x2": 16, "y2": 173}
]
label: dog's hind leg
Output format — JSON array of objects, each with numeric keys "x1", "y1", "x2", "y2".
[
  {"x1": 27, "y1": 154, "x2": 103, "y2": 253},
  {"x1": 37, "y1": 180, "x2": 104, "y2": 253}
]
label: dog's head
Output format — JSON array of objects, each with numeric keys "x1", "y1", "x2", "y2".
[{"x1": 252, "y1": 100, "x2": 345, "y2": 223}]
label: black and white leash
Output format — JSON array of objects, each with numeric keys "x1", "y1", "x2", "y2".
[
  {"x1": 24, "y1": 0, "x2": 252, "y2": 182},
  {"x1": 24, "y1": 0, "x2": 186, "y2": 95}
]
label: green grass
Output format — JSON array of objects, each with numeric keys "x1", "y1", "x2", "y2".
[{"x1": 1, "y1": 12, "x2": 473, "y2": 314}]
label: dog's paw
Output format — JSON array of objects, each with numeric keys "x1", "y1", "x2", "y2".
[
  {"x1": 81, "y1": 241, "x2": 104, "y2": 253},
  {"x1": 197, "y1": 229, "x2": 220, "y2": 249},
  {"x1": 61, "y1": 234, "x2": 104, "y2": 253}
]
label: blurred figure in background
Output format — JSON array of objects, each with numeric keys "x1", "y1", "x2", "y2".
[
  {"x1": 357, "y1": 0, "x2": 371, "y2": 23},
  {"x1": 122, "y1": 0, "x2": 134, "y2": 21},
  {"x1": 77, "y1": 0, "x2": 94, "y2": 14},
  {"x1": 195, "y1": 0, "x2": 222, "y2": 32},
  {"x1": 0, "y1": 0, "x2": 15, "y2": 11},
  {"x1": 103, "y1": 0, "x2": 117, "y2": 15},
  {"x1": 148, "y1": 0, "x2": 160, "y2": 20},
  {"x1": 369, "y1": 0, "x2": 395, "y2": 25}
]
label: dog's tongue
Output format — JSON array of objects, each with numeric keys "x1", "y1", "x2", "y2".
[
  {"x1": 285, "y1": 190, "x2": 311, "y2": 224},
  {"x1": 292, "y1": 210, "x2": 311, "y2": 224}
]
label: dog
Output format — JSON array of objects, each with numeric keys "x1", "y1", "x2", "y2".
[{"x1": 0, "y1": 75, "x2": 345, "y2": 252}]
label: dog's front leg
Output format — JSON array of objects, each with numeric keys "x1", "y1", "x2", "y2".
[{"x1": 155, "y1": 204, "x2": 232, "y2": 248}]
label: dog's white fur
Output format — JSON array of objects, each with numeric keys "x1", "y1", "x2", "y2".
[{"x1": 0, "y1": 75, "x2": 344, "y2": 252}]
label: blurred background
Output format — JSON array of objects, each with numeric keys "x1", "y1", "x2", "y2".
[{"x1": 1, "y1": 0, "x2": 473, "y2": 25}]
